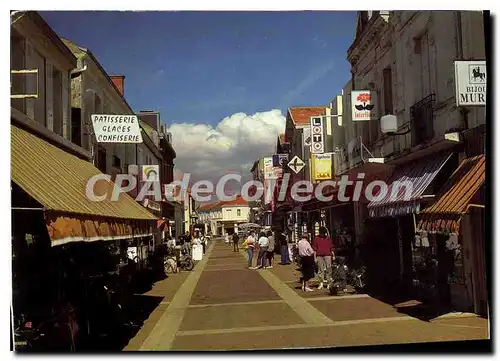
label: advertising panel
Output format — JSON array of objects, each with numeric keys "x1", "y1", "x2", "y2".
[{"x1": 311, "y1": 153, "x2": 332, "y2": 183}]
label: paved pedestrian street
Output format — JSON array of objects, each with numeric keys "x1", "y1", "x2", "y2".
[{"x1": 124, "y1": 239, "x2": 489, "y2": 351}]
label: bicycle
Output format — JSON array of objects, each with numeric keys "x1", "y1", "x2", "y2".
[
  {"x1": 164, "y1": 245, "x2": 194, "y2": 273},
  {"x1": 328, "y1": 256, "x2": 366, "y2": 296}
]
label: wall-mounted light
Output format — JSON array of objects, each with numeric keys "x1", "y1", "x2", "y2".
[{"x1": 380, "y1": 114, "x2": 411, "y2": 136}]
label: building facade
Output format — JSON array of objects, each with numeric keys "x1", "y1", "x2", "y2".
[
  {"x1": 338, "y1": 10, "x2": 486, "y2": 314},
  {"x1": 198, "y1": 196, "x2": 250, "y2": 236}
]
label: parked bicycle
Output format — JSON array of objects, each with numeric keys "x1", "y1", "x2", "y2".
[
  {"x1": 328, "y1": 256, "x2": 366, "y2": 296},
  {"x1": 164, "y1": 245, "x2": 194, "y2": 274}
]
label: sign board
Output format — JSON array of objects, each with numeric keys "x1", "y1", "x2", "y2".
[
  {"x1": 303, "y1": 127, "x2": 312, "y2": 147},
  {"x1": 91, "y1": 114, "x2": 143, "y2": 143},
  {"x1": 272, "y1": 154, "x2": 289, "y2": 167},
  {"x1": 351, "y1": 91, "x2": 376, "y2": 121},
  {"x1": 142, "y1": 165, "x2": 160, "y2": 182},
  {"x1": 143, "y1": 198, "x2": 161, "y2": 212},
  {"x1": 310, "y1": 117, "x2": 325, "y2": 154},
  {"x1": 263, "y1": 157, "x2": 274, "y2": 179},
  {"x1": 311, "y1": 153, "x2": 333, "y2": 182},
  {"x1": 127, "y1": 247, "x2": 138, "y2": 262},
  {"x1": 454, "y1": 60, "x2": 486, "y2": 106},
  {"x1": 288, "y1": 155, "x2": 305, "y2": 174}
]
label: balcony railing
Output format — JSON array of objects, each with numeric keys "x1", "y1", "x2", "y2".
[{"x1": 410, "y1": 93, "x2": 435, "y2": 147}]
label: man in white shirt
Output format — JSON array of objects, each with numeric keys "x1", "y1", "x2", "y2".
[{"x1": 253, "y1": 232, "x2": 269, "y2": 269}]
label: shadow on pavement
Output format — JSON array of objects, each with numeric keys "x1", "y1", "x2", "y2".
[{"x1": 77, "y1": 294, "x2": 163, "y2": 351}]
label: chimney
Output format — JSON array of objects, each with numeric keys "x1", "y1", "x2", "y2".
[{"x1": 110, "y1": 75, "x2": 125, "y2": 96}]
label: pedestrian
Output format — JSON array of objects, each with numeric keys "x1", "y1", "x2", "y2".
[
  {"x1": 243, "y1": 231, "x2": 256, "y2": 268},
  {"x1": 312, "y1": 227, "x2": 335, "y2": 290},
  {"x1": 224, "y1": 234, "x2": 230, "y2": 244},
  {"x1": 298, "y1": 233, "x2": 315, "y2": 292},
  {"x1": 278, "y1": 231, "x2": 290, "y2": 265},
  {"x1": 253, "y1": 232, "x2": 269, "y2": 269},
  {"x1": 232, "y1": 232, "x2": 240, "y2": 252},
  {"x1": 265, "y1": 231, "x2": 275, "y2": 269}
]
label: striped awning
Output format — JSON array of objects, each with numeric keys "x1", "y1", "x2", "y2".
[
  {"x1": 11, "y1": 124, "x2": 157, "y2": 246},
  {"x1": 417, "y1": 155, "x2": 485, "y2": 234},
  {"x1": 367, "y1": 152, "x2": 454, "y2": 218}
]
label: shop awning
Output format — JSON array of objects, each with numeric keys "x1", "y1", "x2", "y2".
[
  {"x1": 367, "y1": 152, "x2": 454, "y2": 218},
  {"x1": 11, "y1": 124, "x2": 157, "y2": 246},
  {"x1": 416, "y1": 155, "x2": 485, "y2": 234}
]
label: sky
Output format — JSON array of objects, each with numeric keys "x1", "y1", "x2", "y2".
[{"x1": 41, "y1": 11, "x2": 357, "y2": 186}]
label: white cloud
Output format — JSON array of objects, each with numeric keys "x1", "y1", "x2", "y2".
[{"x1": 168, "y1": 109, "x2": 285, "y2": 188}]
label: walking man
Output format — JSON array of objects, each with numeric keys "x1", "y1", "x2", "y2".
[
  {"x1": 232, "y1": 232, "x2": 240, "y2": 252},
  {"x1": 279, "y1": 231, "x2": 290, "y2": 265},
  {"x1": 265, "y1": 231, "x2": 275, "y2": 269},
  {"x1": 312, "y1": 227, "x2": 334, "y2": 290}
]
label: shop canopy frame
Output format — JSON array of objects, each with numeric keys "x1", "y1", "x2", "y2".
[
  {"x1": 367, "y1": 152, "x2": 455, "y2": 218},
  {"x1": 416, "y1": 154, "x2": 485, "y2": 234},
  {"x1": 11, "y1": 124, "x2": 157, "y2": 247}
]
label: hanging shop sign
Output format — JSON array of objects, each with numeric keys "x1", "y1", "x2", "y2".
[
  {"x1": 142, "y1": 165, "x2": 160, "y2": 182},
  {"x1": 287, "y1": 155, "x2": 305, "y2": 174},
  {"x1": 91, "y1": 114, "x2": 143, "y2": 143},
  {"x1": 272, "y1": 154, "x2": 289, "y2": 167},
  {"x1": 263, "y1": 157, "x2": 274, "y2": 179},
  {"x1": 143, "y1": 198, "x2": 161, "y2": 212},
  {"x1": 454, "y1": 60, "x2": 486, "y2": 106},
  {"x1": 311, "y1": 153, "x2": 333, "y2": 182},
  {"x1": 351, "y1": 90, "x2": 376, "y2": 121},
  {"x1": 303, "y1": 127, "x2": 312, "y2": 147},
  {"x1": 310, "y1": 117, "x2": 325, "y2": 154}
]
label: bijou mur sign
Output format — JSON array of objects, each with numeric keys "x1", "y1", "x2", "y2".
[{"x1": 454, "y1": 60, "x2": 486, "y2": 107}]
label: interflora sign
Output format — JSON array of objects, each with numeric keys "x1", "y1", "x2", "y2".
[
  {"x1": 142, "y1": 165, "x2": 160, "y2": 182},
  {"x1": 351, "y1": 90, "x2": 375, "y2": 121},
  {"x1": 454, "y1": 60, "x2": 486, "y2": 106},
  {"x1": 91, "y1": 114, "x2": 143, "y2": 143},
  {"x1": 312, "y1": 153, "x2": 332, "y2": 182},
  {"x1": 310, "y1": 117, "x2": 325, "y2": 154}
]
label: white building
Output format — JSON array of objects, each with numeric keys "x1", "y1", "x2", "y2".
[{"x1": 198, "y1": 196, "x2": 250, "y2": 236}]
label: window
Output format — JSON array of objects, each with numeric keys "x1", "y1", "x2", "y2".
[
  {"x1": 71, "y1": 107, "x2": 82, "y2": 146},
  {"x1": 52, "y1": 67, "x2": 63, "y2": 136},
  {"x1": 383, "y1": 68, "x2": 394, "y2": 115},
  {"x1": 97, "y1": 146, "x2": 107, "y2": 173},
  {"x1": 33, "y1": 50, "x2": 46, "y2": 124},
  {"x1": 11, "y1": 29, "x2": 26, "y2": 113},
  {"x1": 410, "y1": 93, "x2": 435, "y2": 146},
  {"x1": 112, "y1": 155, "x2": 121, "y2": 168},
  {"x1": 237, "y1": 209, "x2": 241, "y2": 217},
  {"x1": 94, "y1": 94, "x2": 102, "y2": 113}
]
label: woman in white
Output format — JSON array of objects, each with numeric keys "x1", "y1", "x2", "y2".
[{"x1": 298, "y1": 234, "x2": 316, "y2": 292}]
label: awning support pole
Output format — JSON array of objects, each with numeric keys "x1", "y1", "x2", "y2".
[{"x1": 12, "y1": 207, "x2": 45, "y2": 211}]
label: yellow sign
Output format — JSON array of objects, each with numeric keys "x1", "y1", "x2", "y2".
[{"x1": 311, "y1": 153, "x2": 332, "y2": 182}]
